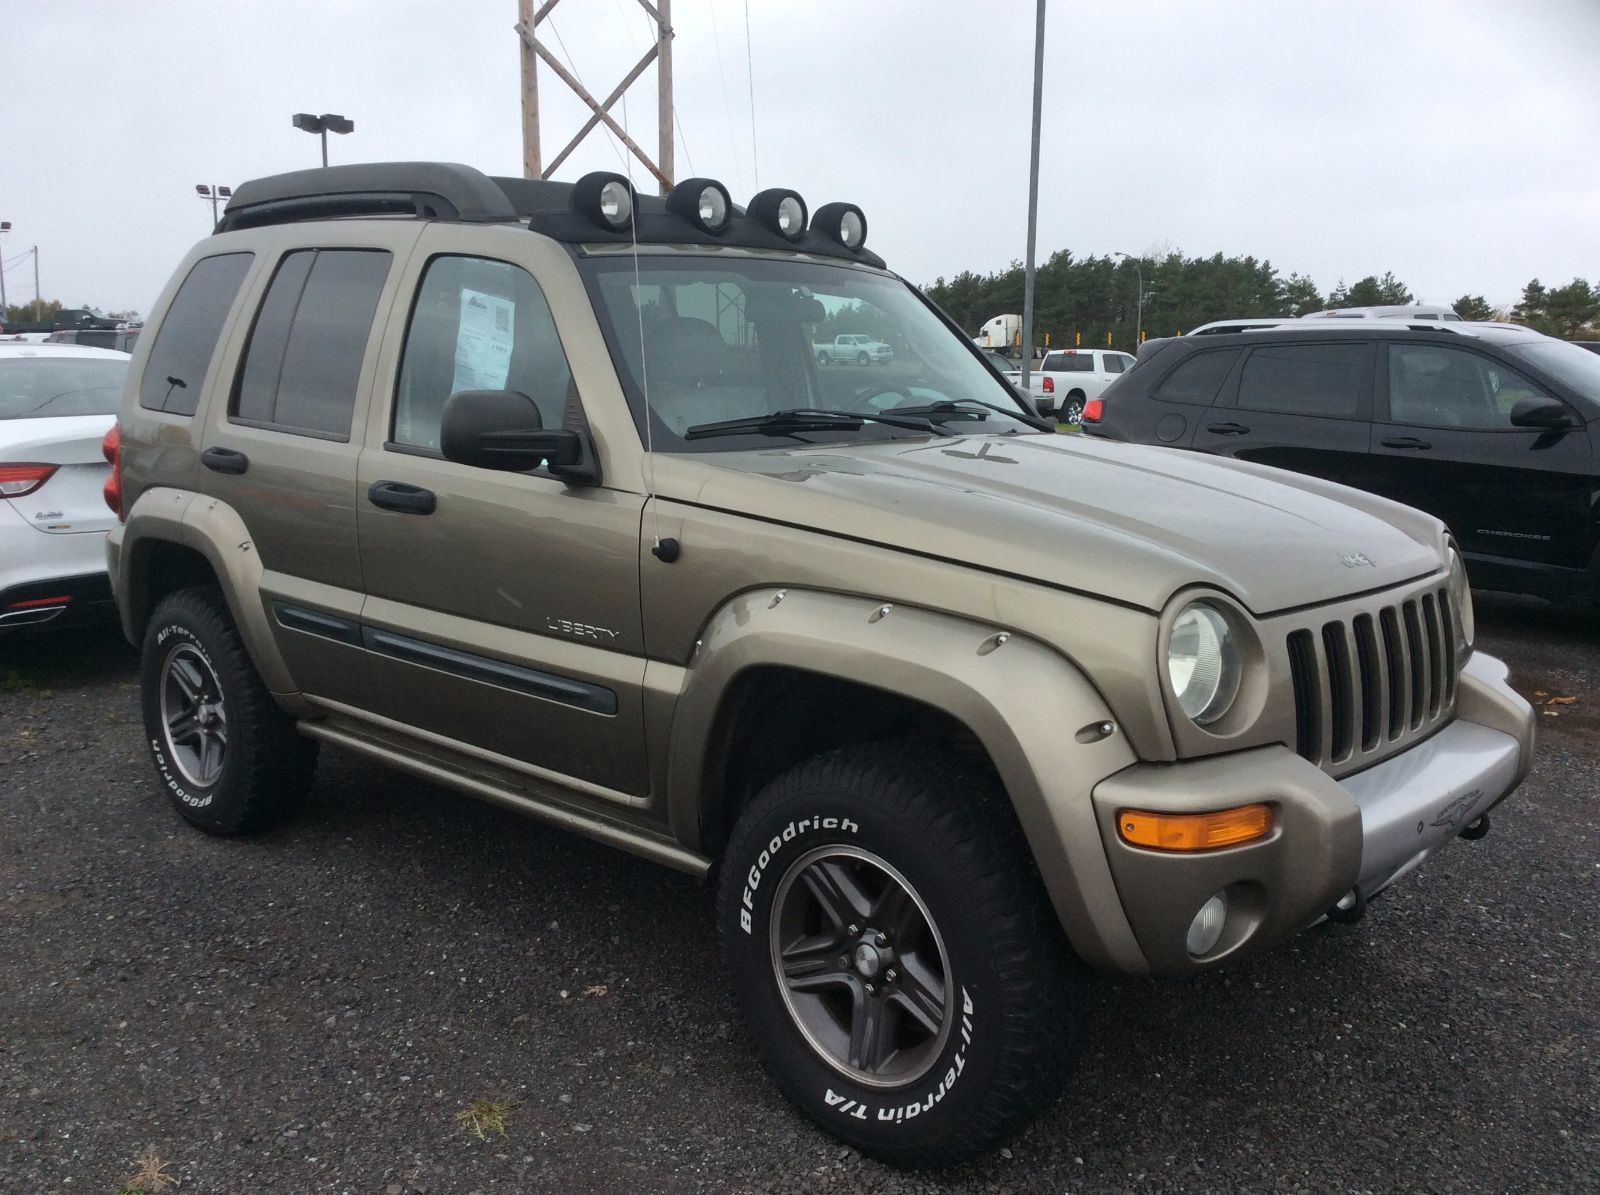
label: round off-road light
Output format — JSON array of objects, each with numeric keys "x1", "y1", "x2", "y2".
[
  {"x1": 572, "y1": 171, "x2": 635, "y2": 232},
  {"x1": 1167, "y1": 601, "x2": 1241, "y2": 726},
  {"x1": 667, "y1": 178, "x2": 732, "y2": 233},
  {"x1": 1186, "y1": 891, "x2": 1228, "y2": 957},
  {"x1": 749, "y1": 188, "x2": 808, "y2": 241},
  {"x1": 812, "y1": 202, "x2": 868, "y2": 251}
]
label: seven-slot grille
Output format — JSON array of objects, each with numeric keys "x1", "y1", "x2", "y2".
[{"x1": 1286, "y1": 585, "x2": 1458, "y2": 772}]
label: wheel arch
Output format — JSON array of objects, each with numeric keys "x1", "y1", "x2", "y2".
[
  {"x1": 666, "y1": 587, "x2": 1149, "y2": 972},
  {"x1": 114, "y1": 487, "x2": 299, "y2": 698}
]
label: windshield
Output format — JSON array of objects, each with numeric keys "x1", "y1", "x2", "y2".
[
  {"x1": 580, "y1": 253, "x2": 1040, "y2": 451},
  {"x1": 1506, "y1": 339, "x2": 1600, "y2": 407},
  {"x1": 0, "y1": 356, "x2": 126, "y2": 419}
]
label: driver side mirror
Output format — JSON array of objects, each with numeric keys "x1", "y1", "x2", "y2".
[
  {"x1": 440, "y1": 389, "x2": 600, "y2": 485},
  {"x1": 1508, "y1": 395, "x2": 1577, "y2": 430}
]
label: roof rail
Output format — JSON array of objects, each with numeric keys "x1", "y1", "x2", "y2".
[{"x1": 215, "y1": 162, "x2": 520, "y2": 233}]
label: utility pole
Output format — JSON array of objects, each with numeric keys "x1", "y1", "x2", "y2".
[
  {"x1": 515, "y1": 0, "x2": 675, "y2": 194},
  {"x1": 0, "y1": 221, "x2": 10, "y2": 312},
  {"x1": 33, "y1": 246, "x2": 39, "y2": 304},
  {"x1": 1114, "y1": 251, "x2": 1144, "y2": 346},
  {"x1": 1019, "y1": 0, "x2": 1045, "y2": 396}
]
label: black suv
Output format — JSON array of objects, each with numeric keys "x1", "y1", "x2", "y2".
[{"x1": 1084, "y1": 323, "x2": 1600, "y2": 603}]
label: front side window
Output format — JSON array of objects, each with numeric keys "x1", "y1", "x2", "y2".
[
  {"x1": 1104, "y1": 355, "x2": 1127, "y2": 375},
  {"x1": 580, "y1": 254, "x2": 1037, "y2": 452},
  {"x1": 139, "y1": 252, "x2": 253, "y2": 415},
  {"x1": 1236, "y1": 342, "x2": 1367, "y2": 418},
  {"x1": 232, "y1": 248, "x2": 391, "y2": 439},
  {"x1": 1153, "y1": 348, "x2": 1240, "y2": 405},
  {"x1": 1387, "y1": 343, "x2": 1548, "y2": 429},
  {"x1": 393, "y1": 256, "x2": 574, "y2": 452},
  {"x1": 0, "y1": 356, "x2": 127, "y2": 419}
]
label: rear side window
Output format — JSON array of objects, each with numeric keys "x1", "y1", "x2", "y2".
[
  {"x1": 1236, "y1": 342, "x2": 1367, "y2": 418},
  {"x1": 392, "y1": 255, "x2": 574, "y2": 452},
  {"x1": 138, "y1": 252, "x2": 253, "y2": 415},
  {"x1": 232, "y1": 248, "x2": 391, "y2": 439},
  {"x1": 1153, "y1": 348, "x2": 1239, "y2": 404}
]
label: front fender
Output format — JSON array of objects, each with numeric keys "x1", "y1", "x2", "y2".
[{"x1": 665, "y1": 586, "x2": 1151, "y2": 973}]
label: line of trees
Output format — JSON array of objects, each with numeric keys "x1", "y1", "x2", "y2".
[
  {"x1": 3, "y1": 299, "x2": 142, "y2": 325},
  {"x1": 921, "y1": 249, "x2": 1599, "y2": 349}
]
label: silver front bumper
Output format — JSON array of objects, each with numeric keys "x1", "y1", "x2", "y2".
[{"x1": 1342, "y1": 718, "x2": 1520, "y2": 898}]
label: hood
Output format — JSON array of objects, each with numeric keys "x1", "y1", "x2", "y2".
[{"x1": 654, "y1": 433, "x2": 1446, "y2": 615}]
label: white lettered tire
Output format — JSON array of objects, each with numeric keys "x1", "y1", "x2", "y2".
[
  {"x1": 717, "y1": 743, "x2": 1081, "y2": 1167},
  {"x1": 139, "y1": 586, "x2": 317, "y2": 835}
]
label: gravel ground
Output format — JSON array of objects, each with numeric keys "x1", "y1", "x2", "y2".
[{"x1": 1, "y1": 594, "x2": 1596, "y2": 1194}]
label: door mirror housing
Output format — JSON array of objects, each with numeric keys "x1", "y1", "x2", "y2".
[
  {"x1": 439, "y1": 389, "x2": 599, "y2": 484},
  {"x1": 1508, "y1": 395, "x2": 1577, "y2": 430}
]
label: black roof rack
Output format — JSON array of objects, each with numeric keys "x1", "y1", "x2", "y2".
[
  {"x1": 214, "y1": 161, "x2": 887, "y2": 267},
  {"x1": 216, "y1": 162, "x2": 521, "y2": 232}
]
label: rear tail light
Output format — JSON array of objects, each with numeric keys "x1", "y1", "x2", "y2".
[
  {"x1": 101, "y1": 424, "x2": 124, "y2": 519},
  {"x1": 1042, "y1": 376, "x2": 1054, "y2": 393},
  {"x1": 1082, "y1": 398, "x2": 1104, "y2": 423},
  {"x1": 0, "y1": 463, "x2": 58, "y2": 498}
]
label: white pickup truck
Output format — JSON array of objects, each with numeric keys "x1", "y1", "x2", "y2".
[
  {"x1": 1009, "y1": 348, "x2": 1137, "y2": 423},
  {"x1": 814, "y1": 333, "x2": 894, "y2": 365}
]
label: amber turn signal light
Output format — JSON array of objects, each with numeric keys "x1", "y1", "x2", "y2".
[{"x1": 1117, "y1": 804, "x2": 1273, "y2": 851}]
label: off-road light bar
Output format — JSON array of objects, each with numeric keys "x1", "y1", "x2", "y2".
[
  {"x1": 572, "y1": 171, "x2": 635, "y2": 232},
  {"x1": 812, "y1": 202, "x2": 867, "y2": 251},
  {"x1": 748, "y1": 188, "x2": 807, "y2": 241},
  {"x1": 668, "y1": 178, "x2": 732, "y2": 234}
]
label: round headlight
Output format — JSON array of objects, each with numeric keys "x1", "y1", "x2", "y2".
[
  {"x1": 1167, "y1": 602, "x2": 1241, "y2": 726},
  {"x1": 1448, "y1": 547, "x2": 1475, "y2": 651}
]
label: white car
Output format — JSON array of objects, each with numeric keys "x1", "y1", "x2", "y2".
[
  {"x1": 1014, "y1": 348, "x2": 1137, "y2": 423},
  {"x1": 0, "y1": 343, "x2": 129, "y2": 630}
]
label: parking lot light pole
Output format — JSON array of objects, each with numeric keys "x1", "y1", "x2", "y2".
[
  {"x1": 292, "y1": 113, "x2": 355, "y2": 167},
  {"x1": 0, "y1": 221, "x2": 10, "y2": 311},
  {"x1": 1019, "y1": 0, "x2": 1046, "y2": 395},
  {"x1": 194, "y1": 184, "x2": 233, "y2": 225},
  {"x1": 1113, "y1": 251, "x2": 1143, "y2": 346}
]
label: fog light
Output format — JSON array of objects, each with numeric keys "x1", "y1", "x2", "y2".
[
  {"x1": 667, "y1": 177, "x2": 732, "y2": 233},
  {"x1": 812, "y1": 201, "x2": 868, "y2": 251},
  {"x1": 1186, "y1": 892, "x2": 1228, "y2": 956}
]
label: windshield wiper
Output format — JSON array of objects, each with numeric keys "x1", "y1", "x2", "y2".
[
  {"x1": 683, "y1": 408, "x2": 953, "y2": 440},
  {"x1": 888, "y1": 397, "x2": 1055, "y2": 432}
]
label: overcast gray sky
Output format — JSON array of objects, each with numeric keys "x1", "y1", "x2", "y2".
[{"x1": 3, "y1": 0, "x2": 1598, "y2": 317}]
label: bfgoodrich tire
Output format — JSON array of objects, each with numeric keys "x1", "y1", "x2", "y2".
[
  {"x1": 717, "y1": 743, "x2": 1081, "y2": 1167},
  {"x1": 140, "y1": 586, "x2": 317, "y2": 835}
]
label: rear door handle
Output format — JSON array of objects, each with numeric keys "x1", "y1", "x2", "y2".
[
  {"x1": 1381, "y1": 437, "x2": 1432, "y2": 450},
  {"x1": 367, "y1": 480, "x2": 436, "y2": 515},
  {"x1": 1206, "y1": 422, "x2": 1251, "y2": 436},
  {"x1": 200, "y1": 446, "x2": 249, "y2": 475}
]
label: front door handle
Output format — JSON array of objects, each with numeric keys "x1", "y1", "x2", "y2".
[
  {"x1": 1206, "y1": 422, "x2": 1251, "y2": 436},
  {"x1": 1381, "y1": 437, "x2": 1432, "y2": 450},
  {"x1": 367, "y1": 480, "x2": 437, "y2": 515},
  {"x1": 200, "y1": 446, "x2": 249, "y2": 475}
]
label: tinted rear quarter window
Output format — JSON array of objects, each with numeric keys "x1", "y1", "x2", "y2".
[
  {"x1": 139, "y1": 252, "x2": 253, "y2": 415},
  {"x1": 1153, "y1": 347, "x2": 1240, "y2": 404},
  {"x1": 232, "y1": 248, "x2": 391, "y2": 439},
  {"x1": 1236, "y1": 342, "x2": 1367, "y2": 418}
]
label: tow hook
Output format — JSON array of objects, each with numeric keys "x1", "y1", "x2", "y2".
[
  {"x1": 1460, "y1": 814, "x2": 1491, "y2": 841},
  {"x1": 1326, "y1": 888, "x2": 1366, "y2": 925}
]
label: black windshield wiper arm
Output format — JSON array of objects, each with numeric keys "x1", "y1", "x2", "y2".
[
  {"x1": 683, "y1": 408, "x2": 953, "y2": 441},
  {"x1": 889, "y1": 398, "x2": 1054, "y2": 431}
]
